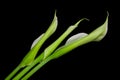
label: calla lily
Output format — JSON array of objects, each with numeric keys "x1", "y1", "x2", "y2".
[
  {"x1": 43, "y1": 18, "x2": 88, "y2": 59},
  {"x1": 10, "y1": 18, "x2": 89, "y2": 80},
  {"x1": 19, "y1": 11, "x2": 58, "y2": 67},
  {"x1": 49, "y1": 12, "x2": 108, "y2": 59},
  {"x1": 5, "y1": 11, "x2": 109, "y2": 80},
  {"x1": 20, "y1": 13, "x2": 108, "y2": 80},
  {"x1": 5, "y1": 11, "x2": 58, "y2": 80}
]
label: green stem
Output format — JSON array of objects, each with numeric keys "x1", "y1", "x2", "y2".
[
  {"x1": 12, "y1": 53, "x2": 44, "y2": 80},
  {"x1": 5, "y1": 66, "x2": 21, "y2": 80},
  {"x1": 21, "y1": 57, "x2": 51, "y2": 80},
  {"x1": 13, "y1": 63, "x2": 36, "y2": 80}
]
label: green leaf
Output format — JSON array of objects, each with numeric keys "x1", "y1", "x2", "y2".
[
  {"x1": 43, "y1": 18, "x2": 88, "y2": 59},
  {"x1": 19, "y1": 11, "x2": 58, "y2": 67}
]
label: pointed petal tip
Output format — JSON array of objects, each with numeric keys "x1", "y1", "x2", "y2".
[
  {"x1": 54, "y1": 10, "x2": 57, "y2": 18},
  {"x1": 55, "y1": 9, "x2": 57, "y2": 14},
  {"x1": 107, "y1": 11, "x2": 109, "y2": 17},
  {"x1": 75, "y1": 18, "x2": 89, "y2": 26}
]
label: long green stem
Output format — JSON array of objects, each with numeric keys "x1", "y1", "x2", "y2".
[
  {"x1": 13, "y1": 62, "x2": 37, "y2": 80},
  {"x1": 12, "y1": 52, "x2": 44, "y2": 80},
  {"x1": 21, "y1": 57, "x2": 52, "y2": 80},
  {"x1": 5, "y1": 66, "x2": 21, "y2": 80}
]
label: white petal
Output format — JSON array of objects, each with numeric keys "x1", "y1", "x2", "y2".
[
  {"x1": 65, "y1": 33, "x2": 88, "y2": 45},
  {"x1": 31, "y1": 33, "x2": 44, "y2": 49}
]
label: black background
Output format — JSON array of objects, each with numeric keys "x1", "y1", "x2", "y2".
[{"x1": 0, "y1": 0, "x2": 115, "y2": 80}]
